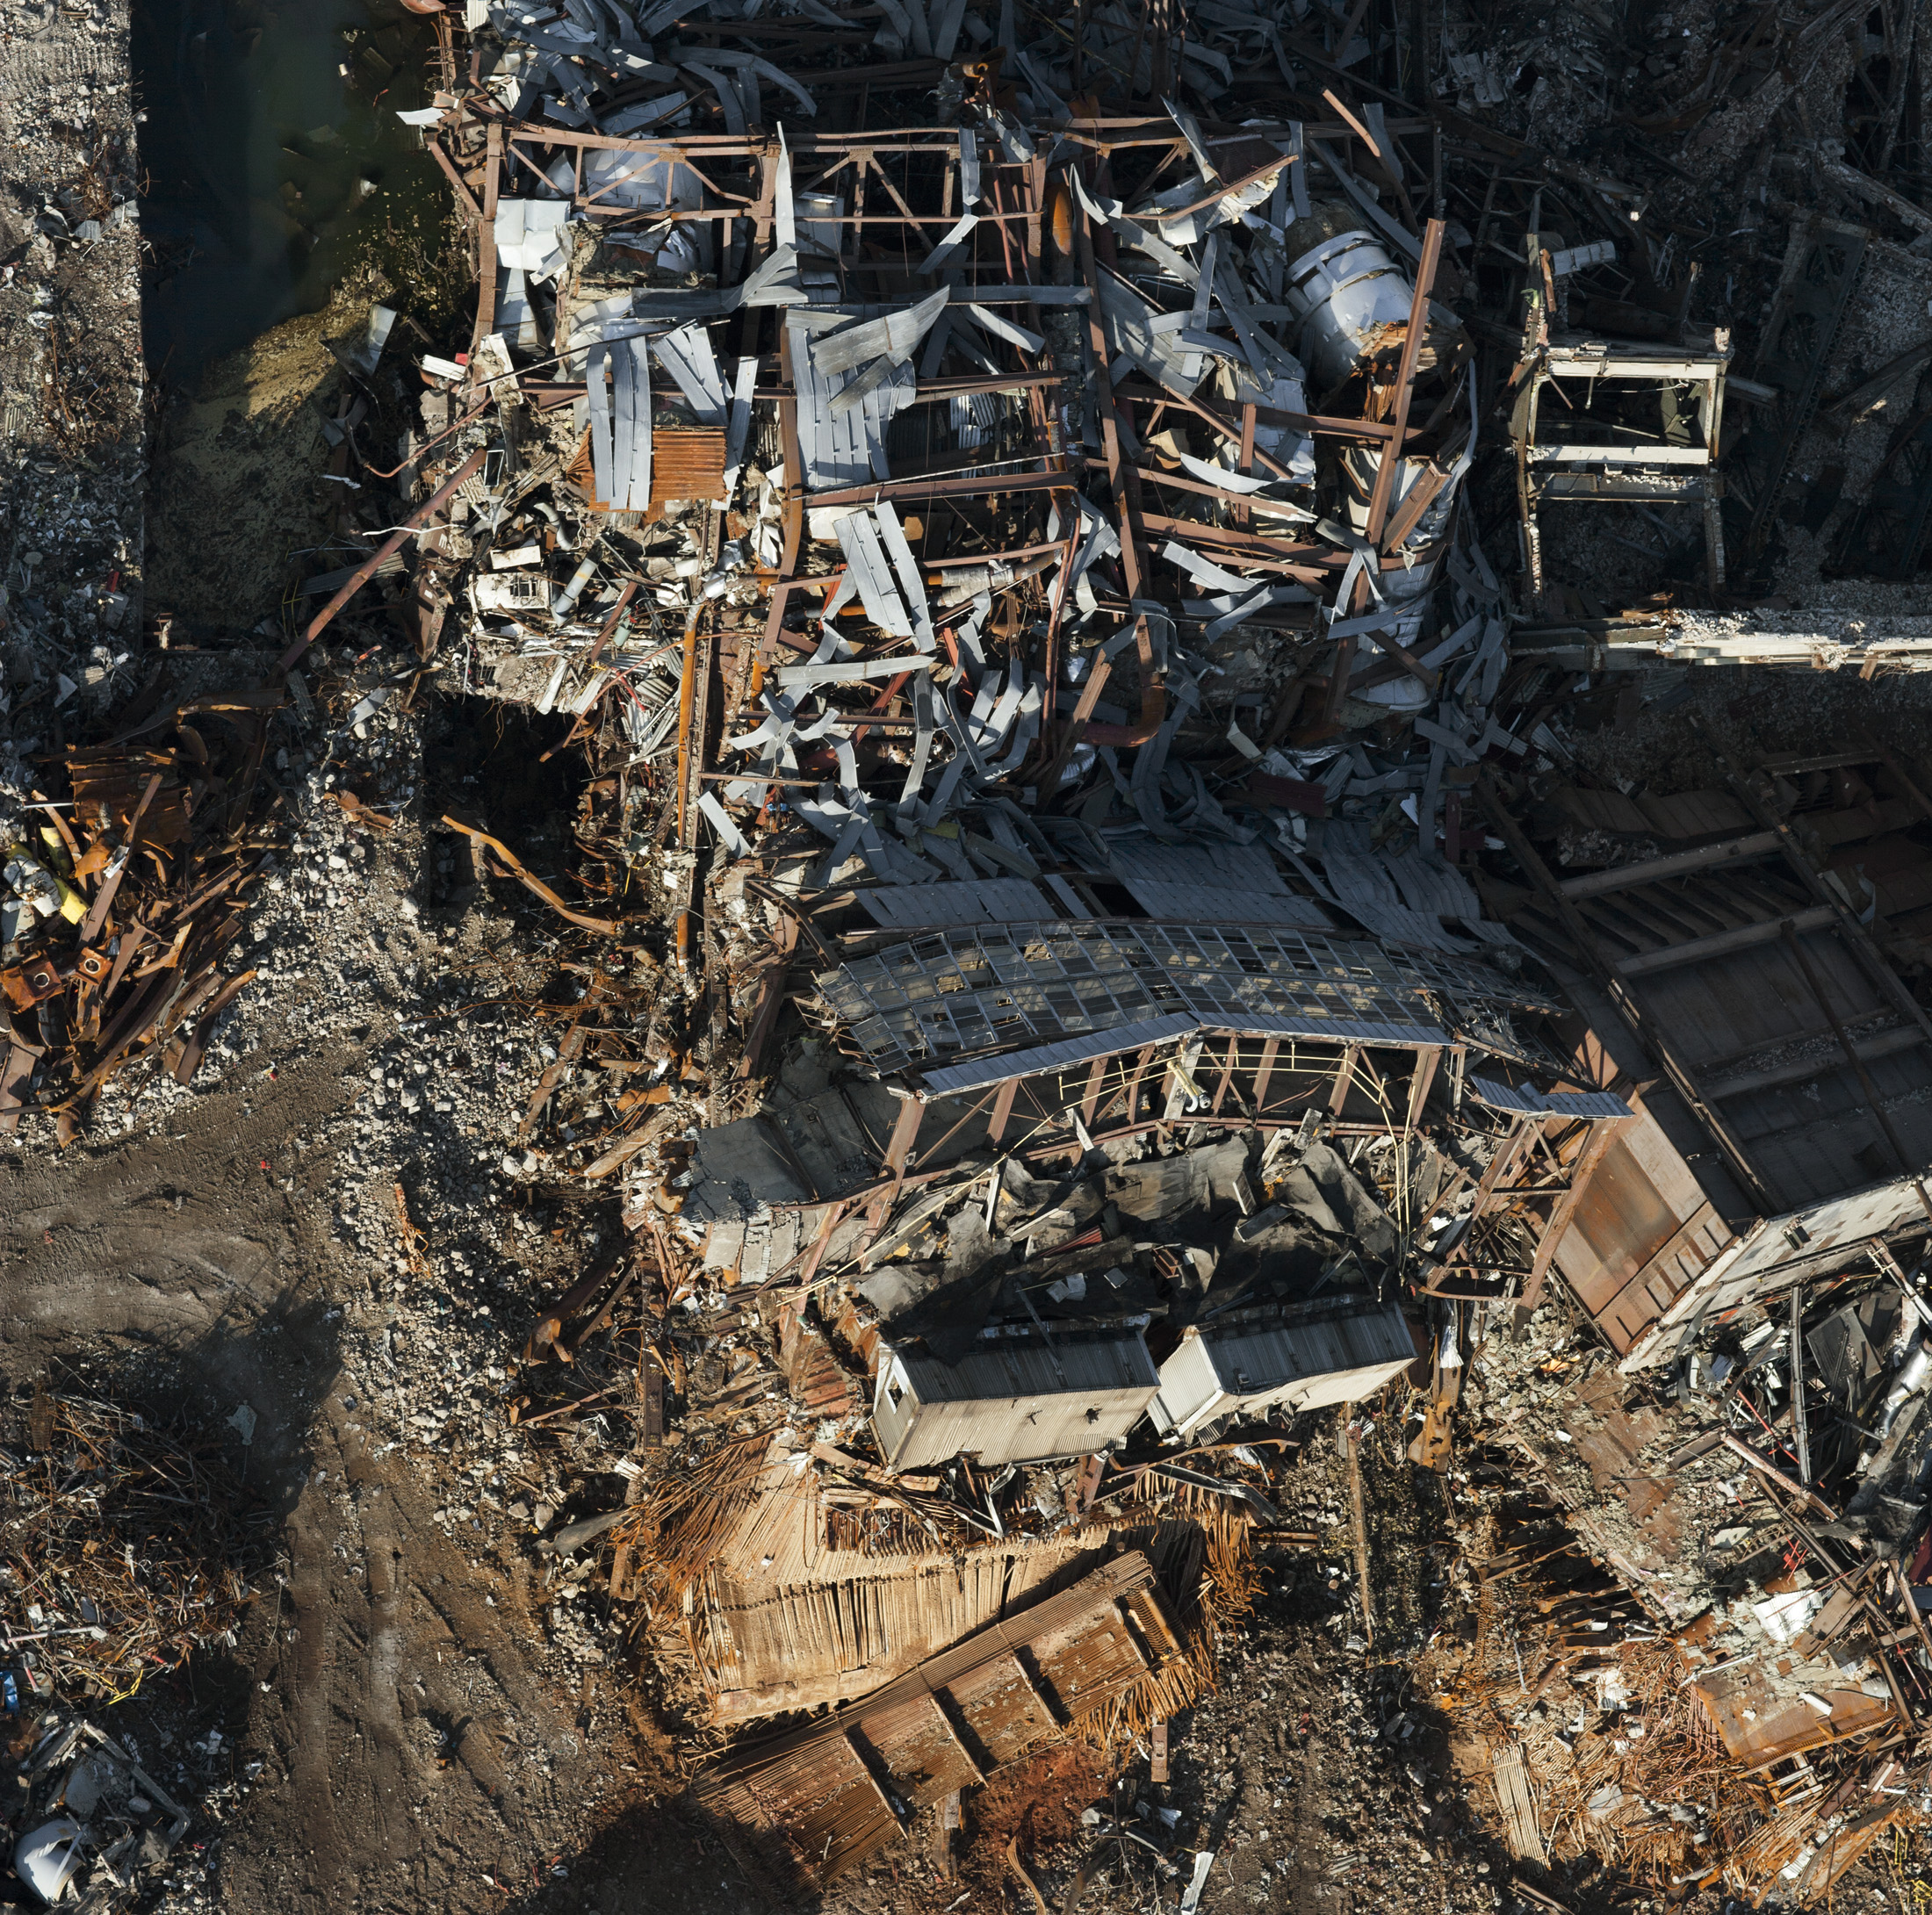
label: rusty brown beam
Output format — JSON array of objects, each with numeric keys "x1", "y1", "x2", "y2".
[{"x1": 275, "y1": 448, "x2": 487, "y2": 678}]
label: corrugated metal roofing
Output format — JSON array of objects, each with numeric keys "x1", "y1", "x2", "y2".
[
  {"x1": 1107, "y1": 837, "x2": 1290, "y2": 892},
  {"x1": 788, "y1": 307, "x2": 919, "y2": 490},
  {"x1": 1096, "y1": 263, "x2": 1202, "y2": 394},
  {"x1": 646, "y1": 428, "x2": 726, "y2": 503},
  {"x1": 1468, "y1": 1076, "x2": 1633, "y2": 1119},
  {"x1": 1124, "y1": 882, "x2": 1333, "y2": 927},
  {"x1": 856, "y1": 877, "x2": 1051, "y2": 929},
  {"x1": 1107, "y1": 837, "x2": 1334, "y2": 927},
  {"x1": 568, "y1": 426, "x2": 725, "y2": 509},
  {"x1": 833, "y1": 511, "x2": 913, "y2": 635},
  {"x1": 653, "y1": 321, "x2": 728, "y2": 425},
  {"x1": 893, "y1": 1333, "x2": 1160, "y2": 1402},
  {"x1": 1381, "y1": 844, "x2": 1484, "y2": 918},
  {"x1": 610, "y1": 332, "x2": 652, "y2": 510},
  {"x1": 1330, "y1": 898, "x2": 1466, "y2": 951}
]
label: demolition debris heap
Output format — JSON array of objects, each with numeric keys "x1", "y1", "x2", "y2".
[{"x1": 15, "y1": 0, "x2": 1932, "y2": 1904}]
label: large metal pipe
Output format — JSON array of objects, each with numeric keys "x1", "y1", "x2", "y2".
[{"x1": 1861, "y1": 1336, "x2": 1932, "y2": 1472}]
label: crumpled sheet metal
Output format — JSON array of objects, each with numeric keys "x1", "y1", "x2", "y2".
[
  {"x1": 416, "y1": 10, "x2": 1523, "y2": 920},
  {"x1": 403, "y1": 7, "x2": 1652, "y2": 1321}
]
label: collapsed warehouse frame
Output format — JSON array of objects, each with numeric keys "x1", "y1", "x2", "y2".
[
  {"x1": 374, "y1": 42, "x2": 1932, "y2": 1904},
  {"x1": 8, "y1": 0, "x2": 1932, "y2": 1901}
]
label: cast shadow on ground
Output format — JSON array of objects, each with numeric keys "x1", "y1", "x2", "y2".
[{"x1": 495, "y1": 1795, "x2": 824, "y2": 1915}]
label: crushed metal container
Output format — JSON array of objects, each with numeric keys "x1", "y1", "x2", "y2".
[
  {"x1": 1150, "y1": 1298, "x2": 1417, "y2": 1437},
  {"x1": 872, "y1": 1329, "x2": 1162, "y2": 1469}
]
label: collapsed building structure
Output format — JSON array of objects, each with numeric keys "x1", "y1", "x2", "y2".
[{"x1": 11, "y1": 0, "x2": 1932, "y2": 1904}]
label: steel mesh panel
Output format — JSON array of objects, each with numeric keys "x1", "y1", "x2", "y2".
[{"x1": 822, "y1": 920, "x2": 1547, "y2": 1076}]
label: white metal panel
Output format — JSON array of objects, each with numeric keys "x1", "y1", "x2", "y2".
[
  {"x1": 1618, "y1": 1174, "x2": 1932, "y2": 1371},
  {"x1": 1151, "y1": 1305, "x2": 1417, "y2": 1436},
  {"x1": 872, "y1": 1334, "x2": 1161, "y2": 1468},
  {"x1": 788, "y1": 308, "x2": 919, "y2": 490}
]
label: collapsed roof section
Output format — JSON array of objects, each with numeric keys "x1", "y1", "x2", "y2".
[
  {"x1": 691, "y1": 1549, "x2": 1200, "y2": 1879},
  {"x1": 396, "y1": 6, "x2": 1932, "y2": 1485},
  {"x1": 1488, "y1": 752, "x2": 1932, "y2": 1372}
]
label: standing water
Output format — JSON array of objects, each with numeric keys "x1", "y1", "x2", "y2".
[{"x1": 133, "y1": 0, "x2": 447, "y2": 380}]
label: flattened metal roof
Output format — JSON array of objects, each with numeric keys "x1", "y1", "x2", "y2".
[
  {"x1": 1122, "y1": 882, "x2": 1333, "y2": 928},
  {"x1": 1106, "y1": 837, "x2": 1334, "y2": 927},
  {"x1": 1468, "y1": 1076, "x2": 1633, "y2": 1119},
  {"x1": 856, "y1": 877, "x2": 1052, "y2": 929},
  {"x1": 819, "y1": 918, "x2": 1541, "y2": 1080}
]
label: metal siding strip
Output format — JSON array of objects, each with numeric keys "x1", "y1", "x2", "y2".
[
  {"x1": 866, "y1": 360, "x2": 915, "y2": 479},
  {"x1": 587, "y1": 341, "x2": 613, "y2": 508},
  {"x1": 918, "y1": 1012, "x2": 1198, "y2": 1095},
  {"x1": 875, "y1": 500, "x2": 935, "y2": 651},
  {"x1": 656, "y1": 321, "x2": 728, "y2": 426},
  {"x1": 834, "y1": 515, "x2": 914, "y2": 635},
  {"x1": 610, "y1": 338, "x2": 634, "y2": 509},
  {"x1": 723, "y1": 354, "x2": 758, "y2": 497},
  {"x1": 788, "y1": 313, "x2": 837, "y2": 490},
  {"x1": 630, "y1": 336, "x2": 652, "y2": 508}
]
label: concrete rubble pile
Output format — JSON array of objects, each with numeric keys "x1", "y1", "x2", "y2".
[{"x1": 16, "y1": 0, "x2": 1932, "y2": 1906}]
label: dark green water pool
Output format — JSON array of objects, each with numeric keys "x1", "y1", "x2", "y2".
[{"x1": 133, "y1": 0, "x2": 448, "y2": 378}]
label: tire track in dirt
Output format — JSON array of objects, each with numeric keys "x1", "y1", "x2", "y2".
[
  {"x1": 284, "y1": 1491, "x2": 342, "y2": 1904},
  {"x1": 1292, "y1": 1731, "x2": 1326, "y2": 1915},
  {"x1": 0, "y1": 1007, "x2": 647, "y2": 1911}
]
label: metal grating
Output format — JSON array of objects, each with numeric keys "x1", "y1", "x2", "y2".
[{"x1": 818, "y1": 919, "x2": 1550, "y2": 1078}]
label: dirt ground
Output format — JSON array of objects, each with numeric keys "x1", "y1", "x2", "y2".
[{"x1": 0, "y1": 1047, "x2": 633, "y2": 1915}]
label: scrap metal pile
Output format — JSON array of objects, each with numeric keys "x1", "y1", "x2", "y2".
[
  {"x1": 1424, "y1": 1249, "x2": 1932, "y2": 1904},
  {"x1": 0, "y1": 1385, "x2": 272, "y2": 1707},
  {"x1": 1427, "y1": 1468, "x2": 1932, "y2": 1908},
  {"x1": 0, "y1": 678, "x2": 287, "y2": 1141},
  {"x1": 280, "y1": 0, "x2": 1932, "y2": 1902},
  {"x1": 6, "y1": 1717, "x2": 193, "y2": 1914},
  {"x1": 8, "y1": 0, "x2": 1924, "y2": 1904}
]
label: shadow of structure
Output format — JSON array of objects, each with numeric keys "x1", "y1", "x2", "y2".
[
  {"x1": 495, "y1": 1795, "x2": 823, "y2": 1915},
  {"x1": 0, "y1": 1293, "x2": 342, "y2": 1755}
]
